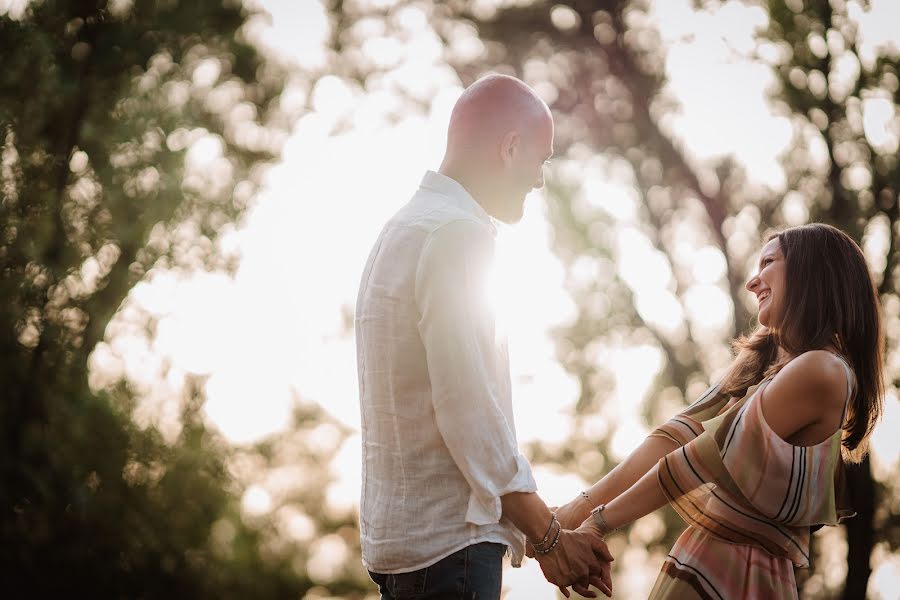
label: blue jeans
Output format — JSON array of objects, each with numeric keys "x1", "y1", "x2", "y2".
[{"x1": 368, "y1": 542, "x2": 505, "y2": 600}]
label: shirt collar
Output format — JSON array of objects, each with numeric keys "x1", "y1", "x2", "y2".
[{"x1": 419, "y1": 170, "x2": 498, "y2": 236}]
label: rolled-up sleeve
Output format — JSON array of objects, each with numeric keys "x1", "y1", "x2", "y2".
[{"x1": 415, "y1": 219, "x2": 537, "y2": 525}]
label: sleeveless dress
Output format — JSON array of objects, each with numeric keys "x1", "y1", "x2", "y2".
[{"x1": 647, "y1": 355, "x2": 856, "y2": 600}]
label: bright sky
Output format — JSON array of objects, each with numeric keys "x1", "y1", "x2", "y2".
[{"x1": 82, "y1": 0, "x2": 900, "y2": 597}]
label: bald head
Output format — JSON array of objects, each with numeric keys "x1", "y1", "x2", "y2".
[
  {"x1": 439, "y1": 75, "x2": 554, "y2": 223},
  {"x1": 446, "y1": 74, "x2": 551, "y2": 154}
]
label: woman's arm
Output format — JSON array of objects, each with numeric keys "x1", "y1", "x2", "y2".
[
  {"x1": 575, "y1": 461, "x2": 669, "y2": 538},
  {"x1": 556, "y1": 383, "x2": 727, "y2": 530},
  {"x1": 570, "y1": 351, "x2": 850, "y2": 537},
  {"x1": 556, "y1": 435, "x2": 678, "y2": 529}
]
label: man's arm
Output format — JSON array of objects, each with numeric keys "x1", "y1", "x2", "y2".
[
  {"x1": 416, "y1": 220, "x2": 612, "y2": 597},
  {"x1": 415, "y1": 220, "x2": 537, "y2": 521},
  {"x1": 500, "y1": 491, "x2": 554, "y2": 541}
]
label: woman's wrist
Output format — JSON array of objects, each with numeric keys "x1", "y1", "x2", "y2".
[
  {"x1": 590, "y1": 503, "x2": 617, "y2": 537},
  {"x1": 577, "y1": 488, "x2": 598, "y2": 520}
]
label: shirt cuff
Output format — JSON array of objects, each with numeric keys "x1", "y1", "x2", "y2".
[{"x1": 464, "y1": 454, "x2": 538, "y2": 526}]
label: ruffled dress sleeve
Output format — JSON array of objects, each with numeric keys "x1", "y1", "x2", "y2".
[{"x1": 654, "y1": 376, "x2": 855, "y2": 568}]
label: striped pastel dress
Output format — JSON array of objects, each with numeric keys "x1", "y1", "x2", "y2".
[{"x1": 647, "y1": 357, "x2": 856, "y2": 600}]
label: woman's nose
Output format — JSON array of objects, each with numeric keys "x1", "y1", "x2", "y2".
[{"x1": 746, "y1": 274, "x2": 759, "y2": 292}]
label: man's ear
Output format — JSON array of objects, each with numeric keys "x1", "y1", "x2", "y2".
[{"x1": 499, "y1": 130, "x2": 519, "y2": 168}]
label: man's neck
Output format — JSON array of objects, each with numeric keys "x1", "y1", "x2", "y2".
[{"x1": 438, "y1": 161, "x2": 496, "y2": 218}]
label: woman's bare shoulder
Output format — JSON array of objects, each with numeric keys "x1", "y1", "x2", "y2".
[
  {"x1": 762, "y1": 350, "x2": 848, "y2": 439},
  {"x1": 780, "y1": 351, "x2": 848, "y2": 393}
]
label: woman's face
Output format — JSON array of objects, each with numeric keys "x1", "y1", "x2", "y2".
[{"x1": 746, "y1": 237, "x2": 787, "y2": 328}]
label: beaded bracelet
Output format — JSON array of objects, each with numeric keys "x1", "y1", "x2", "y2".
[
  {"x1": 529, "y1": 511, "x2": 558, "y2": 550},
  {"x1": 531, "y1": 519, "x2": 562, "y2": 554}
]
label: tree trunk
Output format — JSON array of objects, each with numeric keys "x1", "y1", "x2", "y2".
[{"x1": 843, "y1": 456, "x2": 875, "y2": 599}]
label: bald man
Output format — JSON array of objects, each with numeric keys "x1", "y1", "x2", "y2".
[{"x1": 356, "y1": 75, "x2": 613, "y2": 599}]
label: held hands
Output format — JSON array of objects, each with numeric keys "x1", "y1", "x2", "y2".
[
  {"x1": 533, "y1": 527, "x2": 614, "y2": 598},
  {"x1": 527, "y1": 498, "x2": 588, "y2": 558}
]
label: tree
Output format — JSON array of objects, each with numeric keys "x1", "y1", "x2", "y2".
[{"x1": 0, "y1": 1, "x2": 373, "y2": 596}]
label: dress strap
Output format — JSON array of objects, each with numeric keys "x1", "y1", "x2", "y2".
[{"x1": 832, "y1": 354, "x2": 855, "y2": 424}]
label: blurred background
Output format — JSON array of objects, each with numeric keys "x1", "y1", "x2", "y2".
[{"x1": 1, "y1": 0, "x2": 898, "y2": 598}]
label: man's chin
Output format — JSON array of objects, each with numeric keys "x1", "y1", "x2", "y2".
[
  {"x1": 495, "y1": 201, "x2": 526, "y2": 224},
  {"x1": 495, "y1": 214, "x2": 523, "y2": 225}
]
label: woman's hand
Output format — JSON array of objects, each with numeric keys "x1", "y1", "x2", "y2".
[{"x1": 576, "y1": 513, "x2": 605, "y2": 538}]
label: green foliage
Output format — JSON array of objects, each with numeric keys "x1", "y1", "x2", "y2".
[{"x1": 0, "y1": 1, "x2": 365, "y2": 596}]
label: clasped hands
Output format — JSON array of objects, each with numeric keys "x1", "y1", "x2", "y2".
[{"x1": 529, "y1": 505, "x2": 614, "y2": 598}]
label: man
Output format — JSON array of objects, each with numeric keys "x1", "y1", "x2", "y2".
[{"x1": 356, "y1": 74, "x2": 613, "y2": 599}]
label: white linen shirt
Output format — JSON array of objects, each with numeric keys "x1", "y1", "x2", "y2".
[{"x1": 355, "y1": 170, "x2": 537, "y2": 574}]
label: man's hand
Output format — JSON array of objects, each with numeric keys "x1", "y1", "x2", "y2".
[{"x1": 533, "y1": 528, "x2": 614, "y2": 598}]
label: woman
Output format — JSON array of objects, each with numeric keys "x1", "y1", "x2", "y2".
[{"x1": 556, "y1": 223, "x2": 884, "y2": 599}]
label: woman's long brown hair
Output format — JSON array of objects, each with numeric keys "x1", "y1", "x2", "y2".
[{"x1": 719, "y1": 223, "x2": 884, "y2": 462}]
